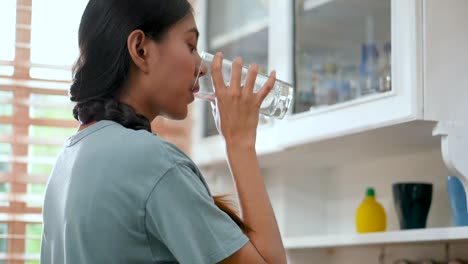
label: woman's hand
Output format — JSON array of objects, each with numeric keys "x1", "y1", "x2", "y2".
[{"x1": 210, "y1": 52, "x2": 276, "y2": 149}]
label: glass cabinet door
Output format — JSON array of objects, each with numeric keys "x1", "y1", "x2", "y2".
[
  {"x1": 202, "y1": 0, "x2": 270, "y2": 137},
  {"x1": 294, "y1": 0, "x2": 391, "y2": 113}
]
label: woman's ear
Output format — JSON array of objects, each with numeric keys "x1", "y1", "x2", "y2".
[{"x1": 127, "y1": 30, "x2": 157, "y2": 73}]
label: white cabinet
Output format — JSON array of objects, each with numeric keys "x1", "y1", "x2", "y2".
[
  {"x1": 192, "y1": 0, "x2": 271, "y2": 140},
  {"x1": 192, "y1": 0, "x2": 468, "y2": 263},
  {"x1": 193, "y1": 0, "x2": 427, "y2": 166},
  {"x1": 192, "y1": 0, "x2": 292, "y2": 165}
]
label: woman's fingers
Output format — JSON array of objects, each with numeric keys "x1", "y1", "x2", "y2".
[
  {"x1": 243, "y1": 63, "x2": 259, "y2": 95},
  {"x1": 256, "y1": 70, "x2": 276, "y2": 104},
  {"x1": 211, "y1": 52, "x2": 226, "y2": 97},
  {"x1": 229, "y1": 57, "x2": 243, "y2": 95},
  {"x1": 212, "y1": 53, "x2": 274, "y2": 112}
]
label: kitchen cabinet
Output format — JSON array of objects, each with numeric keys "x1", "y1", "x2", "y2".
[
  {"x1": 193, "y1": 0, "x2": 270, "y2": 139},
  {"x1": 192, "y1": 0, "x2": 468, "y2": 263}
]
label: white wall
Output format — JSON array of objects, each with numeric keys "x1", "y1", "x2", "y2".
[{"x1": 201, "y1": 148, "x2": 466, "y2": 263}]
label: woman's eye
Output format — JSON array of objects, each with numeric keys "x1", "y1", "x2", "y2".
[{"x1": 188, "y1": 44, "x2": 197, "y2": 52}]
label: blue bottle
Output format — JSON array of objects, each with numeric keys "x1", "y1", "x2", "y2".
[{"x1": 447, "y1": 176, "x2": 468, "y2": 226}]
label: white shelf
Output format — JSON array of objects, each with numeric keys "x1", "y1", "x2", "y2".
[
  {"x1": 193, "y1": 89, "x2": 436, "y2": 169},
  {"x1": 304, "y1": 0, "x2": 386, "y2": 12},
  {"x1": 209, "y1": 18, "x2": 269, "y2": 49},
  {"x1": 284, "y1": 93, "x2": 409, "y2": 144},
  {"x1": 264, "y1": 120, "x2": 438, "y2": 169},
  {"x1": 194, "y1": 119, "x2": 440, "y2": 171},
  {"x1": 304, "y1": 0, "x2": 333, "y2": 11},
  {"x1": 284, "y1": 227, "x2": 468, "y2": 249},
  {"x1": 192, "y1": 122, "x2": 281, "y2": 167}
]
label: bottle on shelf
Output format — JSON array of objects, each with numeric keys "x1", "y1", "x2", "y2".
[
  {"x1": 295, "y1": 68, "x2": 317, "y2": 113},
  {"x1": 379, "y1": 42, "x2": 392, "y2": 92},
  {"x1": 316, "y1": 63, "x2": 339, "y2": 106},
  {"x1": 359, "y1": 16, "x2": 380, "y2": 96},
  {"x1": 359, "y1": 44, "x2": 380, "y2": 96},
  {"x1": 355, "y1": 187, "x2": 387, "y2": 233},
  {"x1": 339, "y1": 65, "x2": 358, "y2": 103}
]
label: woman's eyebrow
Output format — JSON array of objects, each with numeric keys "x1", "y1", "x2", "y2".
[{"x1": 186, "y1": 27, "x2": 199, "y2": 40}]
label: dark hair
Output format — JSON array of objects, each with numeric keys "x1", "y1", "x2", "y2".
[
  {"x1": 71, "y1": 0, "x2": 193, "y2": 131},
  {"x1": 71, "y1": 0, "x2": 251, "y2": 233}
]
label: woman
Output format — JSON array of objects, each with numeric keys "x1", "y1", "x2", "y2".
[{"x1": 41, "y1": 0, "x2": 286, "y2": 263}]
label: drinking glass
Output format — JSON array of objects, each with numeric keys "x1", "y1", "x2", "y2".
[{"x1": 193, "y1": 51, "x2": 294, "y2": 119}]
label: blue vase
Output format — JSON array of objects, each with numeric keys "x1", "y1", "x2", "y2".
[{"x1": 447, "y1": 176, "x2": 468, "y2": 226}]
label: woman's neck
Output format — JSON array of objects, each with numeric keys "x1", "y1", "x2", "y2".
[{"x1": 77, "y1": 120, "x2": 97, "y2": 132}]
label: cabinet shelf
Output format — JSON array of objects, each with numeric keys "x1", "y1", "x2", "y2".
[
  {"x1": 209, "y1": 18, "x2": 268, "y2": 49},
  {"x1": 195, "y1": 120, "x2": 440, "y2": 172},
  {"x1": 192, "y1": 123, "x2": 280, "y2": 167},
  {"x1": 304, "y1": 0, "x2": 386, "y2": 12},
  {"x1": 304, "y1": 0, "x2": 333, "y2": 11},
  {"x1": 194, "y1": 117, "x2": 439, "y2": 171},
  {"x1": 283, "y1": 226, "x2": 468, "y2": 250},
  {"x1": 260, "y1": 120, "x2": 439, "y2": 170}
]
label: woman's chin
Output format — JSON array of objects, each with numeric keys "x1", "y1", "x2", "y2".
[{"x1": 162, "y1": 109, "x2": 188, "y2": 121}]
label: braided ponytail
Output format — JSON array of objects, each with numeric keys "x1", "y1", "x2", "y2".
[{"x1": 73, "y1": 99, "x2": 151, "y2": 132}]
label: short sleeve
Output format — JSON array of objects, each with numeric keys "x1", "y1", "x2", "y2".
[{"x1": 145, "y1": 162, "x2": 249, "y2": 264}]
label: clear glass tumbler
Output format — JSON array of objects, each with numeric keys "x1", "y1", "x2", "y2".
[{"x1": 193, "y1": 51, "x2": 294, "y2": 119}]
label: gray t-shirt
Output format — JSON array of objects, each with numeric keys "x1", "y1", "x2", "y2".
[{"x1": 41, "y1": 120, "x2": 248, "y2": 264}]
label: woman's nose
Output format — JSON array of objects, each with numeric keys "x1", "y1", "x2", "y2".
[
  {"x1": 194, "y1": 55, "x2": 208, "y2": 78},
  {"x1": 198, "y1": 63, "x2": 208, "y2": 77}
]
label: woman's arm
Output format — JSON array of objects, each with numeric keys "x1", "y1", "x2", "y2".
[
  {"x1": 210, "y1": 53, "x2": 287, "y2": 264},
  {"x1": 224, "y1": 144, "x2": 286, "y2": 263}
]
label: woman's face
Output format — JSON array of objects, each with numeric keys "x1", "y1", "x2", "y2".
[{"x1": 141, "y1": 13, "x2": 203, "y2": 120}]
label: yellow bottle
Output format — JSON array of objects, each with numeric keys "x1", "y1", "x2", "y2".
[{"x1": 356, "y1": 187, "x2": 386, "y2": 233}]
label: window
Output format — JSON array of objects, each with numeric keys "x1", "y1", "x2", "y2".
[
  {"x1": 30, "y1": 0, "x2": 88, "y2": 81},
  {"x1": 0, "y1": 0, "x2": 88, "y2": 262},
  {"x1": 0, "y1": 0, "x2": 16, "y2": 77}
]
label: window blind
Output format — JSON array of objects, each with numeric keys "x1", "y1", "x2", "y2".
[
  {"x1": 0, "y1": 1, "x2": 87, "y2": 263},
  {"x1": 0, "y1": 1, "x2": 195, "y2": 262}
]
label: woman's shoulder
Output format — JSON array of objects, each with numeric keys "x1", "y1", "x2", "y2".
[
  {"x1": 113, "y1": 124, "x2": 193, "y2": 167},
  {"x1": 78, "y1": 120, "x2": 195, "y2": 175},
  {"x1": 120, "y1": 128, "x2": 201, "y2": 186}
]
